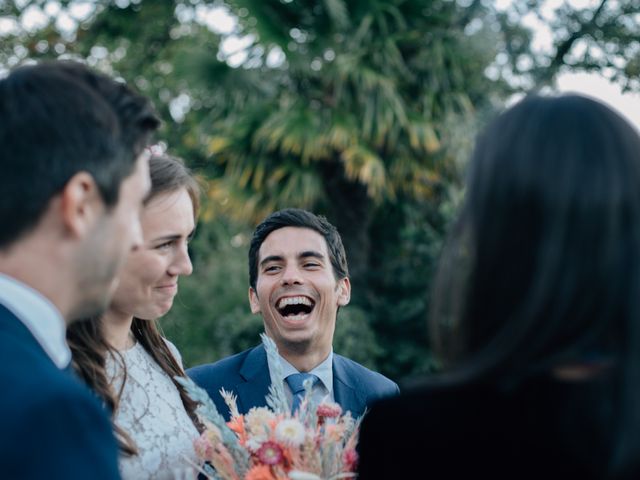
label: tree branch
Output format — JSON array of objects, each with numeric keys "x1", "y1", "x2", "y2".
[{"x1": 534, "y1": 0, "x2": 609, "y2": 88}]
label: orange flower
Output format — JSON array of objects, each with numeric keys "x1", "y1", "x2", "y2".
[
  {"x1": 227, "y1": 415, "x2": 247, "y2": 444},
  {"x1": 245, "y1": 464, "x2": 276, "y2": 480}
]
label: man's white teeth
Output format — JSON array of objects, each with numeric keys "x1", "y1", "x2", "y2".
[{"x1": 277, "y1": 296, "x2": 313, "y2": 309}]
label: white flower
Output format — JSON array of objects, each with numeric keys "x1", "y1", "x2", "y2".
[
  {"x1": 245, "y1": 435, "x2": 267, "y2": 452},
  {"x1": 245, "y1": 407, "x2": 276, "y2": 436},
  {"x1": 274, "y1": 418, "x2": 306, "y2": 447}
]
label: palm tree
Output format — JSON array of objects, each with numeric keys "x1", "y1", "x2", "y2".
[{"x1": 196, "y1": 0, "x2": 502, "y2": 291}]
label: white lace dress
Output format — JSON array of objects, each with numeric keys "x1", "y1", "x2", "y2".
[{"x1": 106, "y1": 339, "x2": 200, "y2": 480}]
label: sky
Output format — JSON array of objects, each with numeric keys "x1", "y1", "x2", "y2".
[
  {"x1": 555, "y1": 72, "x2": 640, "y2": 132},
  {"x1": 494, "y1": 0, "x2": 640, "y2": 131}
]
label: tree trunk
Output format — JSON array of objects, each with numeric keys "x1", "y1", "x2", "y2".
[{"x1": 319, "y1": 161, "x2": 373, "y2": 307}]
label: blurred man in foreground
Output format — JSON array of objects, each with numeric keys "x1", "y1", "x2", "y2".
[{"x1": 0, "y1": 61, "x2": 159, "y2": 479}]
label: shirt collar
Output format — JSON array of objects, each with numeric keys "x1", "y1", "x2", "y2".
[
  {"x1": 0, "y1": 273, "x2": 71, "y2": 368},
  {"x1": 268, "y1": 349, "x2": 334, "y2": 394}
]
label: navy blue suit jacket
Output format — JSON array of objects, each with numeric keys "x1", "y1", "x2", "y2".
[
  {"x1": 0, "y1": 304, "x2": 120, "y2": 479},
  {"x1": 188, "y1": 344, "x2": 399, "y2": 420}
]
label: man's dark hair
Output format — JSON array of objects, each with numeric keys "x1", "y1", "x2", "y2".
[
  {"x1": 248, "y1": 208, "x2": 349, "y2": 290},
  {"x1": 0, "y1": 60, "x2": 159, "y2": 248}
]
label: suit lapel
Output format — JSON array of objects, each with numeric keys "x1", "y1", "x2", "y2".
[
  {"x1": 333, "y1": 355, "x2": 366, "y2": 418},
  {"x1": 235, "y1": 345, "x2": 272, "y2": 414},
  {"x1": 231, "y1": 347, "x2": 368, "y2": 417}
]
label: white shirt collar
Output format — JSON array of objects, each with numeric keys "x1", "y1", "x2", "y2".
[
  {"x1": 0, "y1": 273, "x2": 71, "y2": 368},
  {"x1": 267, "y1": 348, "x2": 334, "y2": 401}
]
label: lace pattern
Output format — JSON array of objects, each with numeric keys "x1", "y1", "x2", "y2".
[{"x1": 106, "y1": 339, "x2": 199, "y2": 479}]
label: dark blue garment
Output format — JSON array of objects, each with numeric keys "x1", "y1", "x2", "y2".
[
  {"x1": 358, "y1": 373, "x2": 620, "y2": 479},
  {"x1": 188, "y1": 344, "x2": 399, "y2": 420},
  {"x1": 0, "y1": 304, "x2": 121, "y2": 479}
]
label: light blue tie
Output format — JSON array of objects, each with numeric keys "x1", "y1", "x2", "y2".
[{"x1": 285, "y1": 373, "x2": 318, "y2": 413}]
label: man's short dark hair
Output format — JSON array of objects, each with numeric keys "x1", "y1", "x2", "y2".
[
  {"x1": 248, "y1": 208, "x2": 349, "y2": 290},
  {"x1": 0, "y1": 60, "x2": 159, "y2": 248}
]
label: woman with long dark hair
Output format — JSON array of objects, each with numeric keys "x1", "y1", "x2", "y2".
[
  {"x1": 67, "y1": 154, "x2": 202, "y2": 479},
  {"x1": 358, "y1": 95, "x2": 640, "y2": 479}
]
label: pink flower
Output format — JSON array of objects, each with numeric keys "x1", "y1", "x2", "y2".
[
  {"x1": 316, "y1": 402, "x2": 342, "y2": 419},
  {"x1": 193, "y1": 431, "x2": 214, "y2": 459},
  {"x1": 256, "y1": 441, "x2": 285, "y2": 466},
  {"x1": 342, "y1": 448, "x2": 358, "y2": 471}
]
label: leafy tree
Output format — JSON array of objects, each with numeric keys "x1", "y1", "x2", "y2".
[
  {"x1": 191, "y1": 0, "x2": 502, "y2": 296},
  {"x1": 2, "y1": 0, "x2": 639, "y2": 379},
  {"x1": 489, "y1": 0, "x2": 640, "y2": 91}
]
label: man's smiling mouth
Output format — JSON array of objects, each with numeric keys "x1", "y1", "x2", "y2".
[{"x1": 276, "y1": 296, "x2": 315, "y2": 319}]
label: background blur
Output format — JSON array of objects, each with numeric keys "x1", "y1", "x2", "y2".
[{"x1": 2, "y1": 0, "x2": 639, "y2": 383}]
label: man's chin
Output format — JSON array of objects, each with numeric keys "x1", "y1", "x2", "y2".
[
  {"x1": 66, "y1": 295, "x2": 111, "y2": 324},
  {"x1": 277, "y1": 335, "x2": 314, "y2": 355}
]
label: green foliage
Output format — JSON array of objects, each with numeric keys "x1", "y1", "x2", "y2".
[
  {"x1": 364, "y1": 193, "x2": 458, "y2": 379},
  {"x1": 3, "y1": 0, "x2": 638, "y2": 382},
  {"x1": 197, "y1": 0, "x2": 502, "y2": 225},
  {"x1": 333, "y1": 305, "x2": 382, "y2": 371},
  {"x1": 492, "y1": 0, "x2": 640, "y2": 91},
  {"x1": 0, "y1": 0, "x2": 505, "y2": 382}
]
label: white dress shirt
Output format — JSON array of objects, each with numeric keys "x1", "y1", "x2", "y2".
[
  {"x1": 0, "y1": 273, "x2": 70, "y2": 368},
  {"x1": 267, "y1": 349, "x2": 335, "y2": 406}
]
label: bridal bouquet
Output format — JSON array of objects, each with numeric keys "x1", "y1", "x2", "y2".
[{"x1": 176, "y1": 334, "x2": 361, "y2": 480}]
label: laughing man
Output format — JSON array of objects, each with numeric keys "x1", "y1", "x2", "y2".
[{"x1": 188, "y1": 208, "x2": 399, "y2": 419}]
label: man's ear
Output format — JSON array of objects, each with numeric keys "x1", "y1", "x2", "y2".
[
  {"x1": 337, "y1": 277, "x2": 351, "y2": 306},
  {"x1": 249, "y1": 287, "x2": 262, "y2": 314},
  {"x1": 60, "y1": 172, "x2": 102, "y2": 238}
]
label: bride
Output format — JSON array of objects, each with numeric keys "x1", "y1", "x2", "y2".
[{"x1": 67, "y1": 154, "x2": 202, "y2": 479}]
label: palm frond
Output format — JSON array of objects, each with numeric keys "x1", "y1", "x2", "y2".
[
  {"x1": 341, "y1": 144, "x2": 388, "y2": 198},
  {"x1": 323, "y1": 0, "x2": 350, "y2": 29}
]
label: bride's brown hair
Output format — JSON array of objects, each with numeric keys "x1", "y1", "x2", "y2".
[{"x1": 67, "y1": 154, "x2": 202, "y2": 455}]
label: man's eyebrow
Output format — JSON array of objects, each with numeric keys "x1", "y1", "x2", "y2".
[
  {"x1": 260, "y1": 255, "x2": 284, "y2": 267},
  {"x1": 299, "y1": 251, "x2": 324, "y2": 261}
]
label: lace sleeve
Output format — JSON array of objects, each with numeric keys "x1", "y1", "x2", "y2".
[{"x1": 112, "y1": 343, "x2": 200, "y2": 479}]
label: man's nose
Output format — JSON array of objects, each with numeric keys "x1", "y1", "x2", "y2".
[{"x1": 280, "y1": 264, "x2": 303, "y2": 285}]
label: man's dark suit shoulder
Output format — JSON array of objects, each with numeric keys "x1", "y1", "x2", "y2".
[
  {"x1": 187, "y1": 347, "x2": 259, "y2": 417},
  {"x1": 0, "y1": 306, "x2": 120, "y2": 480},
  {"x1": 187, "y1": 346, "x2": 399, "y2": 417},
  {"x1": 188, "y1": 347, "x2": 253, "y2": 385},
  {"x1": 188, "y1": 348, "x2": 398, "y2": 388},
  {"x1": 333, "y1": 353, "x2": 399, "y2": 398}
]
